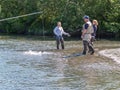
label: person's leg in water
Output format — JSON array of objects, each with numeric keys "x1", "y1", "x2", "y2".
[
  {"x1": 56, "y1": 36, "x2": 60, "y2": 49},
  {"x1": 88, "y1": 36, "x2": 95, "y2": 53},
  {"x1": 91, "y1": 36, "x2": 96, "y2": 46},
  {"x1": 82, "y1": 40, "x2": 88, "y2": 55},
  {"x1": 91, "y1": 37, "x2": 94, "y2": 46},
  {"x1": 60, "y1": 36, "x2": 64, "y2": 49},
  {"x1": 88, "y1": 41, "x2": 94, "y2": 55}
]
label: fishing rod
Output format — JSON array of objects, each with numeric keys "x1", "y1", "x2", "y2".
[
  {"x1": 0, "y1": 11, "x2": 46, "y2": 40},
  {"x1": 0, "y1": 11, "x2": 42, "y2": 22}
]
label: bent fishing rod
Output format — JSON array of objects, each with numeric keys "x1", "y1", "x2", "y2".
[{"x1": 0, "y1": 11, "x2": 42, "y2": 22}]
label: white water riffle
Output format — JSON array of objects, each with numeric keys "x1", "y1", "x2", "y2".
[
  {"x1": 99, "y1": 48, "x2": 120, "y2": 64},
  {"x1": 24, "y1": 50, "x2": 53, "y2": 56}
]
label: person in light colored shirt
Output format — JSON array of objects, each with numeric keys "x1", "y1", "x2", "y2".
[
  {"x1": 81, "y1": 15, "x2": 94, "y2": 55},
  {"x1": 53, "y1": 22, "x2": 70, "y2": 49}
]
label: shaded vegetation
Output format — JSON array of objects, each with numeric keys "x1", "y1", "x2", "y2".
[{"x1": 0, "y1": 0, "x2": 119, "y2": 39}]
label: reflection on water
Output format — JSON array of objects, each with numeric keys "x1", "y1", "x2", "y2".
[{"x1": 0, "y1": 37, "x2": 120, "y2": 90}]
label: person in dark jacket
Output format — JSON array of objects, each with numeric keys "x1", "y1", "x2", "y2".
[{"x1": 91, "y1": 20, "x2": 98, "y2": 45}]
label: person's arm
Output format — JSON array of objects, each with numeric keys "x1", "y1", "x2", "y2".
[
  {"x1": 61, "y1": 27, "x2": 70, "y2": 36},
  {"x1": 53, "y1": 27, "x2": 58, "y2": 36},
  {"x1": 95, "y1": 25, "x2": 97, "y2": 32},
  {"x1": 82, "y1": 30, "x2": 87, "y2": 36},
  {"x1": 81, "y1": 24, "x2": 89, "y2": 38}
]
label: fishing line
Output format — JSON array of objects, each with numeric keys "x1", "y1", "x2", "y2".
[
  {"x1": 0, "y1": 11, "x2": 42, "y2": 22},
  {"x1": 0, "y1": 11, "x2": 46, "y2": 40}
]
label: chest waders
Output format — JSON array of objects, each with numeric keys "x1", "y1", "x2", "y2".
[
  {"x1": 82, "y1": 24, "x2": 94, "y2": 55},
  {"x1": 56, "y1": 36, "x2": 64, "y2": 49}
]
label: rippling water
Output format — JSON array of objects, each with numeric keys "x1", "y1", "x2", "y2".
[{"x1": 0, "y1": 37, "x2": 120, "y2": 90}]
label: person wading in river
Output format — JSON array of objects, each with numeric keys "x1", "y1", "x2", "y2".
[
  {"x1": 53, "y1": 22, "x2": 70, "y2": 50},
  {"x1": 91, "y1": 19, "x2": 98, "y2": 45},
  {"x1": 81, "y1": 15, "x2": 94, "y2": 55}
]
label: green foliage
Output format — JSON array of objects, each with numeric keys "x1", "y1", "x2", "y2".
[{"x1": 0, "y1": 0, "x2": 119, "y2": 38}]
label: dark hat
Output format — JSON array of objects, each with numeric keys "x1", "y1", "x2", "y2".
[{"x1": 83, "y1": 15, "x2": 89, "y2": 19}]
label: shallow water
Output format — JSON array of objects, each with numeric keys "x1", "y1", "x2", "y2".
[
  {"x1": 0, "y1": 37, "x2": 120, "y2": 90},
  {"x1": 99, "y1": 48, "x2": 120, "y2": 64}
]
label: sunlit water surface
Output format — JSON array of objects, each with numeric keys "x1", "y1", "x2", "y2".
[{"x1": 0, "y1": 37, "x2": 120, "y2": 90}]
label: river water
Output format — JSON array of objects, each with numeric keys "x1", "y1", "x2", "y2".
[{"x1": 0, "y1": 36, "x2": 120, "y2": 90}]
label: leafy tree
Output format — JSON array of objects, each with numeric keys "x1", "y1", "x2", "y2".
[{"x1": 0, "y1": 0, "x2": 119, "y2": 38}]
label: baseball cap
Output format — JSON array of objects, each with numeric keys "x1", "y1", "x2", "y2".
[{"x1": 83, "y1": 15, "x2": 89, "y2": 19}]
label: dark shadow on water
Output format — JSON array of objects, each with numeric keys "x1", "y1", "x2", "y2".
[{"x1": 62, "y1": 52, "x2": 84, "y2": 58}]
